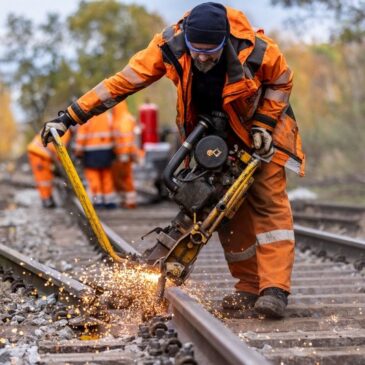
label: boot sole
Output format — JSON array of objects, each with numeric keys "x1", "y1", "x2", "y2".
[{"x1": 254, "y1": 297, "x2": 286, "y2": 318}]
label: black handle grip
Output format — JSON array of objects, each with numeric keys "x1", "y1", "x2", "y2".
[{"x1": 163, "y1": 119, "x2": 210, "y2": 192}]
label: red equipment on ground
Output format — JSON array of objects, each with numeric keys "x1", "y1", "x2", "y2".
[{"x1": 139, "y1": 101, "x2": 159, "y2": 146}]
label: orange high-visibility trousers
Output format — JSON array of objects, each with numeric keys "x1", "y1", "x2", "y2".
[
  {"x1": 28, "y1": 152, "x2": 54, "y2": 200},
  {"x1": 84, "y1": 167, "x2": 117, "y2": 205},
  {"x1": 111, "y1": 160, "x2": 136, "y2": 206},
  {"x1": 218, "y1": 162, "x2": 295, "y2": 295}
]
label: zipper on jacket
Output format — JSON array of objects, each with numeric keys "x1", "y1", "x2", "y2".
[{"x1": 183, "y1": 63, "x2": 192, "y2": 128}]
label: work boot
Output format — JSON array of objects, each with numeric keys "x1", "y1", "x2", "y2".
[
  {"x1": 42, "y1": 197, "x2": 56, "y2": 209},
  {"x1": 222, "y1": 291, "x2": 258, "y2": 310},
  {"x1": 254, "y1": 287, "x2": 288, "y2": 318}
]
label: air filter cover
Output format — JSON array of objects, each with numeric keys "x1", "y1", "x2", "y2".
[{"x1": 194, "y1": 135, "x2": 228, "y2": 169}]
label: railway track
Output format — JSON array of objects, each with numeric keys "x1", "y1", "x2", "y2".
[
  {"x1": 1, "y1": 171, "x2": 365, "y2": 364},
  {"x1": 1, "y1": 176, "x2": 265, "y2": 364},
  {"x1": 292, "y1": 200, "x2": 365, "y2": 238},
  {"x1": 98, "y1": 202, "x2": 365, "y2": 364}
]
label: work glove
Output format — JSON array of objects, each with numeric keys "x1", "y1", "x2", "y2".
[
  {"x1": 251, "y1": 126, "x2": 275, "y2": 159},
  {"x1": 41, "y1": 111, "x2": 76, "y2": 147}
]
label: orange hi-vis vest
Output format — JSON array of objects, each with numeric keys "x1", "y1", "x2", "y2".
[
  {"x1": 74, "y1": 112, "x2": 115, "y2": 168},
  {"x1": 67, "y1": 6, "x2": 305, "y2": 176},
  {"x1": 27, "y1": 130, "x2": 71, "y2": 160},
  {"x1": 111, "y1": 101, "x2": 138, "y2": 161}
]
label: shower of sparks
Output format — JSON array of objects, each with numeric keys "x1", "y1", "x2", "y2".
[{"x1": 70, "y1": 260, "x2": 169, "y2": 331}]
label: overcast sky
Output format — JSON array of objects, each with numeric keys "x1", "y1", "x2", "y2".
[{"x1": 0, "y1": 0, "x2": 302, "y2": 35}]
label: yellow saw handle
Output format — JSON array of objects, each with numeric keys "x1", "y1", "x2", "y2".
[{"x1": 50, "y1": 128, "x2": 125, "y2": 263}]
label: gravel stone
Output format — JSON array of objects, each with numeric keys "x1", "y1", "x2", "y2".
[
  {"x1": 31, "y1": 318, "x2": 48, "y2": 326},
  {"x1": 13, "y1": 315, "x2": 26, "y2": 323},
  {"x1": 57, "y1": 326, "x2": 74, "y2": 340},
  {"x1": 34, "y1": 329, "x2": 43, "y2": 337},
  {"x1": 53, "y1": 319, "x2": 68, "y2": 329}
]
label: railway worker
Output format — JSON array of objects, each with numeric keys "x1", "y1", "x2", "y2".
[
  {"x1": 41, "y1": 2, "x2": 305, "y2": 318},
  {"x1": 27, "y1": 130, "x2": 72, "y2": 208},
  {"x1": 111, "y1": 101, "x2": 139, "y2": 209},
  {"x1": 73, "y1": 112, "x2": 118, "y2": 209}
]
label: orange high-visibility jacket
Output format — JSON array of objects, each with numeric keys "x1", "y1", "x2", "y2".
[
  {"x1": 74, "y1": 112, "x2": 115, "y2": 168},
  {"x1": 67, "y1": 6, "x2": 305, "y2": 175},
  {"x1": 111, "y1": 101, "x2": 138, "y2": 161},
  {"x1": 27, "y1": 130, "x2": 71, "y2": 160}
]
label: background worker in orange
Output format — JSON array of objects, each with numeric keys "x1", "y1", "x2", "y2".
[
  {"x1": 111, "y1": 101, "x2": 139, "y2": 209},
  {"x1": 41, "y1": 3, "x2": 305, "y2": 318},
  {"x1": 74, "y1": 112, "x2": 118, "y2": 209},
  {"x1": 27, "y1": 130, "x2": 71, "y2": 208}
]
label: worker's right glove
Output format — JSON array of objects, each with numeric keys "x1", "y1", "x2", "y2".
[
  {"x1": 251, "y1": 126, "x2": 275, "y2": 160},
  {"x1": 41, "y1": 111, "x2": 76, "y2": 147}
]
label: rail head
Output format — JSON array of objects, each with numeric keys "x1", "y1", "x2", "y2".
[
  {"x1": 166, "y1": 287, "x2": 271, "y2": 365},
  {"x1": 292, "y1": 200, "x2": 365, "y2": 214},
  {"x1": 294, "y1": 224, "x2": 365, "y2": 250},
  {"x1": 294, "y1": 224, "x2": 365, "y2": 267},
  {"x1": 0, "y1": 243, "x2": 94, "y2": 300}
]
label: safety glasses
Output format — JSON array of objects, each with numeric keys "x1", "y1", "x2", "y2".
[{"x1": 184, "y1": 33, "x2": 226, "y2": 54}]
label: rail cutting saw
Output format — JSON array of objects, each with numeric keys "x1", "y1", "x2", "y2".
[{"x1": 140, "y1": 113, "x2": 260, "y2": 299}]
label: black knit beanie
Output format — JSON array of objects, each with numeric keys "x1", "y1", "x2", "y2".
[{"x1": 184, "y1": 2, "x2": 228, "y2": 45}]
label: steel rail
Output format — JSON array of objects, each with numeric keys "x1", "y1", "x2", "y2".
[
  {"x1": 165, "y1": 287, "x2": 270, "y2": 365},
  {"x1": 292, "y1": 200, "x2": 365, "y2": 214},
  {"x1": 0, "y1": 243, "x2": 95, "y2": 302},
  {"x1": 294, "y1": 224, "x2": 365, "y2": 265},
  {"x1": 293, "y1": 212, "x2": 359, "y2": 225},
  {"x1": 71, "y1": 198, "x2": 270, "y2": 363}
]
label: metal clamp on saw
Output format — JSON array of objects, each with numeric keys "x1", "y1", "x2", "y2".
[{"x1": 141, "y1": 113, "x2": 261, "y2": 299}]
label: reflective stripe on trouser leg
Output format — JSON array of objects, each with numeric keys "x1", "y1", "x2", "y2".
[
  {"x1": 218, "y1": 162, "x2": 295, "y2": 294},
  {"x1": 100, "y1": 168, "x2": 117, "y2": 204},
  {"x1": 251, "y1": 163, "x2": 295, "y2": 293},
  {"x1": 125, "y1": 191, "x2": 137, "y2": 205},
  {"x1": 28, "y1": 152, "x2": 54, "y2": 199},
  {"x1": 218, "y1": 200, "x2": 260, "y2": 295}
]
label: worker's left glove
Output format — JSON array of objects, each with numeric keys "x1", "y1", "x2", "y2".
[
  {"x1": 41, "y1": 111, "x2": 76, "y2": 147},
  {"x1": 251, "y1": 126, "x2": 275, "y2": 159}
]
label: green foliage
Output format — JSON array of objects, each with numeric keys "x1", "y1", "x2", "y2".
[
  {"x1": 0, "y1": 0, "x2": 172, "y2": 131},
  {"x1": 67, "y1": 1, "x2": 165, "y2": 93},
  {"x1": 285, "y1": 40, "x2": 365, "y2": 183},
  {"x1": 1, "y1": 13, "x2": 72, "y2": 130}
]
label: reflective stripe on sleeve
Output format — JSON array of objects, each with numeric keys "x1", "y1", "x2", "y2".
[
  {"x1": 82, "y1": 143, "x2": 114, "y2": 151},
  {"x1": 115, "y1": 142, "x2": 136, "y2": 148},
  {"x1": 94, "y1": 82, "x2": 112, "y2": 102},
  {"x1": 285, "y1": 157, "x2": 301, "y2": 174},
  {"x1": 264, "y1": 88, "x2": 290, "y2": 104},
  {"x1": 272, "y1": 68, "x2": 293, "y2": 85},
  {"x1": 121, "y1": 65, "x2": 146, "y2": 87},
  {"x1": 256, "y1": 229, "x2": 295, "y2": 245},
  {"x1": 76, "y1": 132, "x2": 113, "y2": 139},
  {"x1": 113, "y1": 131, "x2": 135, "y2": 138}
]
